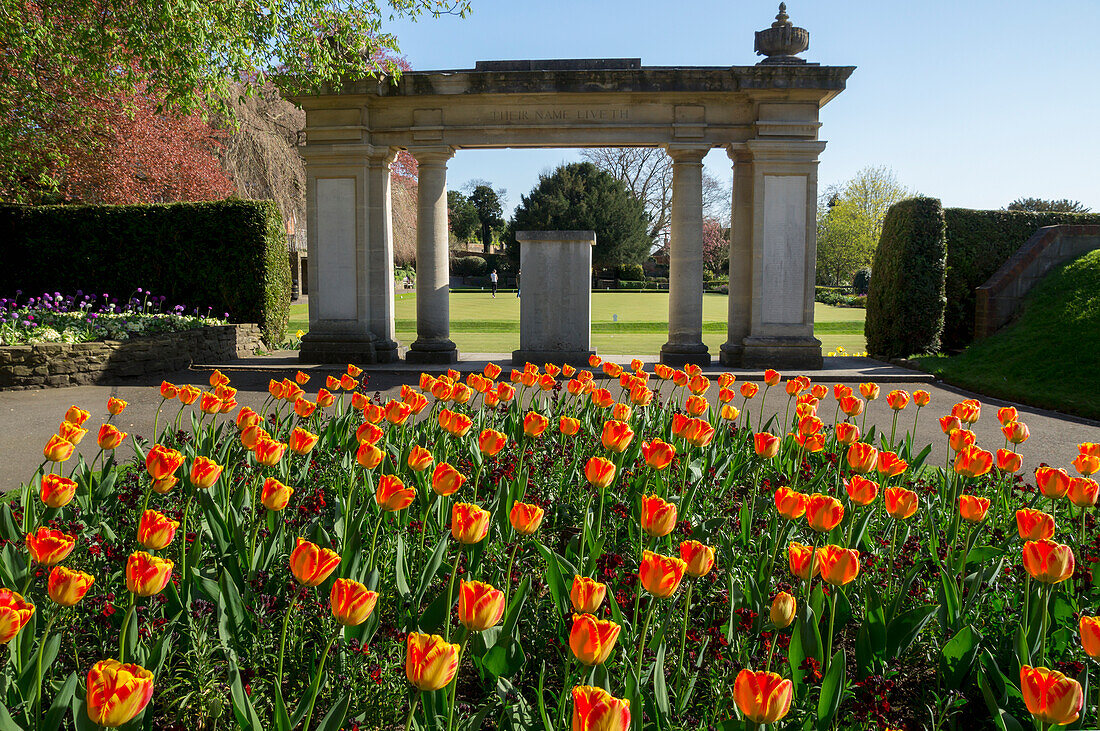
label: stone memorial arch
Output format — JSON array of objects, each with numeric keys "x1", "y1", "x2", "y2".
[{"x1": 293, "y1": 7, "x2": 853, "y2": 368}]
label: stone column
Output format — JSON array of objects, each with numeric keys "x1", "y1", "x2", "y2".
[
  {"x1": 721, "y1": 144, "x2": 754, "y2": 366},
  {"x1": 365, "y1": 149, "x2": 399, "y2": 362},
  {"x1": 741, "y1": 139, "x2": 828, "y2": 369},
  {"x1": 660, "y1": 145, "x2": 711, "y2": 366},
  {"x1": 299, "y1": 146, "x2": 379, "y2": 364},
  {"x1": 407, "y1": 146, "x2": 458, "y2": 364}
]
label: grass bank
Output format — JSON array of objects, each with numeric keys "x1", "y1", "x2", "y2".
[{"x1": 914, "y1": 249, "x2": 1100, "y2": 420}]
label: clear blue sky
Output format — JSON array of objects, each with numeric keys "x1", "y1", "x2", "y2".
[{"x1": 384, "y1": 0, "x2": 1100, "y2": 215}]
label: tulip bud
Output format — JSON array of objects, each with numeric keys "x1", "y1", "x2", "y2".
[{"x1": 770, "y1": 592, "x2": 796, "y2": 628}]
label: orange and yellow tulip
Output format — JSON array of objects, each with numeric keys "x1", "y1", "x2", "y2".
[
  {"x1": 523, "y1": 411, "x2": 549, "y2": 438},
  {"x1": 913, "y1": 390, "x2": 931, "y2": 407},
  {"x1": 1069, "y1": 478, "x2": 1099, "y2": 508},
  {"x1": 289, "y1": 537, "x2": 340, "y2": 587},
  {"x1": 86, "y1": 659, "x2": 155, "y2": 728},
  {"x1": 1003, "y1": 421, "x2": 1030, "y2": 445},
  {"x1": 754, "y1": 432, "x2": 781, "y2": 459},
  {"x1": 0, "y1": 589, "x2": 34, "y2": 643},
  {"x1": 137, "y1": 510, "x2": 179, "y2": 550},
  {"x1": 788, "y1": 542, "x2": 820, "y2": 581},
  {"x1": 146, "y1": 445, "x2": 184, "y2": 481},
  {"x1": 57, "y1": 421, "x2": 87, "y2": 445},
  {"x1": 26, "y1": 527, "x2": 75, "y2": 565},
  {"x1": 569, "y1": 613, "x2": 622, "y2": 666},
  {"x1": 43, "y1": 434, "x2": 75, "y2": 462},
  {"x1": 741, "y1": 382, "x2": 759, "y2": 399},
  {"x1": 844, "y1": 475, "x2": 878, "y2": 506},
  {"x1": 459, "y1": 580, "x2": 506, "y2": 631},
  {"x1": 40, "y1": 473, "x2": 77, "y2": 508},
  {"x1": 640, "y1": 494, "x2": 677, "y2": 537},
  {"x1": 355, "y1": 443, "x2": 383, "y2": 470},
  {"x1": 47, "y1": 566, "x2": 93, "y2": 607},
  {"x1": 570, "y1": 576, "x2": 607, "y2": 614},
  {"x1": 846, "y1": 442, "x2": 878, "y2": 473},
  {"x1": 959, "y1": 495, "x2": 991, "y2": 522},
  {"x1": 642, "y1": 440, "x2": 676, "y2": 470},
  {"x1": 452, "y1": 503, "x2": 491, "y2": 544},
  {"x1": 1074, "y1": 453, "x2": 1100, "y2": 477},
  {"x1": 884, "y1": 487, "x2": 918, "y2": 520},
  {"x1": 407, "y1": 445, "x2": 434, "y2": 472},
  {"x1": 509, "y1": 501, "x2": 544, "y2": 535},
  {"x1": 1022, "y1": 540, "x2": 1074, "y2": 584},
  {"x1": 806, "y1": 493, "x2": 844, "y2": 533},
  {"x1": 876, "y1": 451, "x2": 908, "y2": 479},
  {"x1": 1020, "y1": 665, "x2": 1083, "y2": 726},
  {"x1": 584, "y1": 457, "x2": 616, "y2": 489},
  {"x1": 886, "y1": 390, "x2": 909, "y2": 410},
  {"x1": 253, "y1": 438, "x2": 287, "y2": 467},
  {"x1": 572, "y1": 685, "x2": 630, "y2": 731},
  {"x1": 733, "y1": 669, "x2": 793, "y2": 725},
  {"x1": 639, "y1": 550, "x2": 686, "y2": 598},
  {"x1": 859, "y1": 382, "x2": 880, "y2": 401},
  {"x1": 770, "y1": 592, "x2": 796, "y2": 628},
  {"x1": 1016, "y1": 509, "x2": 1056, "y2": 541},
  {"x1": 356, "y1": 421, "x2": 384, "y2": 446},
  {"x1": 406, "y1": 633, "x2": 459, "y2": 691},
  {"x1": 125, "y1": 551, "x2": 173, "y2": 596},
  {"x1": 774, "y1": 487, "x2": 808, "y2": 520},
  {"x1": 1080, "y1": 616, "x2": 1100, "y2": 659},
  {"x1": 288, "y1": 427, "x2": 319, "y2": 455},
  {"x1": 997, "y1": 449, "x2": 1022, "y2": 473},
  {"x1": 954, "y1": 445, "x2": 993, "y2": 478},
  {"x1": 261, "y1": 477, "x2": 295, "y2": 511},
  {"x1": 159, "y1": 381, "x2": 179, "y2": 400},
  {"x1": 376, "y1": 475, "x2": 415, "y2": 511},
  {"x1": 189, "y1": 456, "x2": 223, "y2": 489},
  {"x1": 601, "y1": 419, "x2": 634, "y2": 452},
  {"x1": 384, "y1": 400, "x2": 412, "y2": 425},
  {"x1": 681, "y1": 418, "x2": 715, "y2": 448},
  {"x1": 680, "y1": 540, "x2": 715, "y2": 577},
  {"x1": 97, "y1": 423, "x2": 128, "y2": 450},
  {"x1": 478, "y1": 429, "x2": 507, "y2": 456},
  {"x1": 952, "y1": 399, "x2": 981, "y2": 424},
  {"x1": 431, "y1": 463, "x2": 466, "y2": 497},
  {"x1": 1036, "y1": 466, "x2": 1071, "y2": 499},
  {"x1": 818, "y1": 544, "x2": 860, "y2": 585}
]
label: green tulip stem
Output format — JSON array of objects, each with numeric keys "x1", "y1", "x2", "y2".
[
  {"x1": 825, "y1": 589, "x2": 839, "y2": 673},
  {"x1": 404, "y1": 692, "x2": 421, "y2": 731},
  {"x1": 301, "y1": 630, "x2": 339, "y2": 731},
  {"x1": 764, "y1": 624, "x2": 780, "y2": 675},
  {"x1": 179, "y1": 489, "x2": 195, "y2": 580},
  {"x1": 444, "y1": 549, "x2": 462, "y2": 642},
  {"x1": 34, "y1": 611, "x2": 59, "y2": 729},
  {"x1": 1040, "y1": 584, "x2": 1051, "y2": 667},
  {"x1": 579, "y1": 491, "x2": 594, "y2": 570},
  {"x1": 504, "y1": 541, "x2": 521, "y2": 601},
  {"x1": 635, "y1": 597, "x2": 657, "y2": 680},
  {"x1": 117, "y1": 594, "x2": 137, "y2": 663},
  {"x1": 446, "y1": 630, "x2": 471, "y2": 731},
  {"x1": 758, "y1": 385, "x2": 770, "y2": 432},
  {"x1": 675, "y1": 581, "x2": 693, "y2": 695},
  {"x1": 367, "y1": 510, "x2": 386, "y2": 573},
  {"x1": 275, "y1": 595, "x2": 299, "y2": 694},
  {"x1": 889, "y1": 410, "x2": 899, "y2": 451}
]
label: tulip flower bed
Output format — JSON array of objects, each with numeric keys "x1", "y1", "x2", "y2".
[
  {"x1": 0, "y1": 290, "x2": 227, "y2": 345},
  {"x1": 3, "y1": 360, "x2": 1100, "y2": 730}
]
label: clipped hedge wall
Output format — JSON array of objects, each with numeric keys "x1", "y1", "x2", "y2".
[
  {"x1": 865, "y1": 198, "x2": 947, "y2": 358},
  {"x1": 0, "y1": 201, "x2": 291, "y2": 344},
  {"x1": 941, "y1": 208, "x2": 1100, "y2": 349}
]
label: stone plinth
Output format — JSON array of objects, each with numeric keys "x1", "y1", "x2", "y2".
[{"x1": 512, "y1": 231, "x2": 595, "y2": 366}]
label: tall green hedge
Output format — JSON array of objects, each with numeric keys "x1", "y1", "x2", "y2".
[
  {"x1": 865, "y1": 197, "x2": 946, "y2": 358},
  {"x1": 0, "y1": 200, "x2": 291, "y2": 344},
  {"x1": 941, "y1": 208, "x2": 1100, "y2": 349}
]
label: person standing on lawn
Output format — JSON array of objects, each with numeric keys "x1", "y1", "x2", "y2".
[
  {"x1": 490, "y1": 269, "x2": 498, "y2": 297},
  {"x1": 516, "y1": 269, "x2": 521, "y2": 298}
]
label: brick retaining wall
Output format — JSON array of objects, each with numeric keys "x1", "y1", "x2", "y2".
[{"x1": 0, "y1": 324, "x2": 262, "y2": 390}]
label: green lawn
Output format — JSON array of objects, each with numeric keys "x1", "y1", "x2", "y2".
[
  {"x1": 914, "y1": 249, "x2": 1100, "y2": 419},
  {"x1": 289, "y1": 291, "x2": 867, "y2": 356}
]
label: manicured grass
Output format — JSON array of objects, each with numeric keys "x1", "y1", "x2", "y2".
[
  {"x1": 288, "y1": 292, "x2": 867, "y2": 356},
  {"x1": 914, "y1": 249, "x2": 1100, "y2": 419}
]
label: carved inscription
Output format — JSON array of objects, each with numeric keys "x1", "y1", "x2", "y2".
[{"x1": 486, "y1": 108, "x2": 629, "y2": 123}]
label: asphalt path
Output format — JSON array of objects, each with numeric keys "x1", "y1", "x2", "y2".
[{"x1": 1, "y1": 362, "x2": 1096, "y2": 494}]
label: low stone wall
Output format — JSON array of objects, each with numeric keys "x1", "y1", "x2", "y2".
[
  {"x1": 0, "y1": 324, "x2": 262, "y2": 390},
  {"x1": 974, "y1": 225, "x2": 1100, "y2": 339}
]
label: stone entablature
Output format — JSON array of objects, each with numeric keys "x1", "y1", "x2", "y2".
[{"x1": 0, "y1": 325, "x2": 261, "y2": 390}]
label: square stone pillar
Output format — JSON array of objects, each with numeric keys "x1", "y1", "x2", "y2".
[
  {"x1": 299, "y1": 145, "x2": 399, "y2": 364},
  {"x1": 741, "y1": 139, "x2": 828, "y2": 369},
  {"x1": 721, "y1": 144, "x2": 754, "y2": 366},
  {"x1": 511, "y1": 231, "x2": 595, "y2": 366}
]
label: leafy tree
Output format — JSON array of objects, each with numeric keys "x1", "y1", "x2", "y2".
[
  {"x1": 702, "y1": 218, "x2": 728, "y2": 273},
  {"x1": 580, "y1": 147, "x2": 729, "y2": 243},
  {"x1": 1006, "y1": 197, "x2": 1091, "y2": 213},
  {"x1": 448, "y1": 190, "x2": 480, "y2": 243},
  {"x1": 0, "y1": 0, "x2": 468, "y2": 202},
  {"x1": 816, "y1": 198, "x2": 876, "y2": 286},
  {"x1": 467, "y1": 183, "x2": 505, "y2": 252},
  {"x1": 508, "y1": 162, "x2": 652, "y2": 269},
  {"x1": 827, "y1": 165, "x2": 912, "y2": 247}
]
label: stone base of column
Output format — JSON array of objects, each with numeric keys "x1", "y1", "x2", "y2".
[
  {"x1": 659, "y1": 342, "x2": 711, "y2": 367},
  {"x1": 299, "y1": 336, "x2": 379, "y2": 365},
  {"x1": 406, "y1": 339, "x2": 459, "y2": 364},
  {"x1": 512, "y1": 349, "x2": 595, "y2": 367},
  {"x1": 718, "y1": 341, "x2": 744, "y2": 367},
  {"x1": 741, "y1": 336, "x2": 823, "y2": 369},
  {"x1": 373, "y1": 339, "x2": 402, "y2": 364}
]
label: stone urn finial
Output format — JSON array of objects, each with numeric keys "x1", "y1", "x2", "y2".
[{"x1": 755, "y1": 3, "x2": 810, "y2": 65}]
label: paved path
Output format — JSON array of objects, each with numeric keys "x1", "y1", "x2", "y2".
[{"x1": 1, "y1": 355, "x2": 1095, "y2": 494}]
